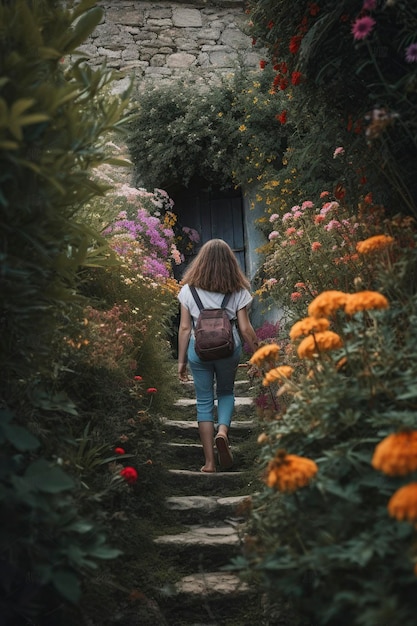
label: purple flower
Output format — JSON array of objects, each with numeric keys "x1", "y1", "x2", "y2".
[{"x1": 405, "y1": 43, "x2": 417, "y2": 63}]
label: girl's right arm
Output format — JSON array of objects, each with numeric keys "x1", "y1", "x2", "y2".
[{"x1": 236, "y1": 307, "x2": 259, "y2": 354}]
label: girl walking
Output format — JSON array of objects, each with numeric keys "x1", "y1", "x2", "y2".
[{"x1": 177, "y1": 239, "x2": 259, "y2": 472}]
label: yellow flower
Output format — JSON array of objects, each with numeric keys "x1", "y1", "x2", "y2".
[
  {"x1": 388, "y1": 483, "x2": 417, "y2": 522},
  {"x1": 217, "y1": 112, "x2": 223, "y2": 117},
  {"x1": 297, "y1": 331, "x2": 343, "y2": 359},
  {"x1": 249, "y1": 343, "x2": 280, "y2": 366},
  {"x1": 265, "y1": 449, "x2": 318, "y2": 492},
  {"x1": 289, "y1": 316, "x2": 330, "y2": 340},
  {"x1": 344, "y1": 291, "x2": 389, "y2": 315},
  {"x1": 308, "y1": 291, "x2": 348, "y2": 318},
  {"x1": 356, "y1": 234, "x2": 394, "y2": 254},
  {"x1": 239, "y1": 124, "x2": 247, "y2": 132},
  {"x1": 372, "y1": 431, "x2": 417, "y2": 476},
  {"x1": 262, "y1": 366, "x2": 294, "y2": 386}
]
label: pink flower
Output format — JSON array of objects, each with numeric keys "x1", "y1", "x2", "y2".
[
  {"x1": 405, "y1": 43, "x2": 417, "y2": 63},
  {"x1": 314, "y1": 215, "x2": 325, "y2": 224},
  {"x1": 120, "y1": 467, "x2": 138, "y2": 484},
  {"x1": 147, "y1": 387, "x2": 157, "y2": 394},
  {"x1": 291, "y1": 292, "x2": 302, "y2": 302},
  {"x1": 114, "y1": 447, "x2": 125, "y2": 455},
  {"x1": 285, "y1": 227, "x2": 296, "y2": 236},
  {"x1": 333, "y1": 146, "x2": 345, "y2": 158},
  {"x1": 282, "y1": 212, "x2": 293, "y2": 222},
  {"x1": 324, "y1": 220, "x2": 342, "y2": 231},
  {"x1": 311, "y1": 242, "x2": 322, "y2": 251},
  {"x1": 292, "y1": 211, "x2": 302, "y2": 219},
  {"x1": 291, "y1": 205, "x2": 301, "y2": 212},
  {"x1": 320, "y1": 191, "x2": 330, "y2": 198},
  {"x1": 134, "y1": 375, "x2": 143, "y2": 381},
  {"x1": 301, "y1": 201, "x2": 314, "y2": 210},
  {"x1": 351, "y1": 16, "x2": 376, "y2": 40},
  {"x1": 268, "y1": 231, "x2": 280, "y2": 240},
  {"x1": 294, "y1": 282, "x2": 306, "y2": 289},
  {"x1": 265, "y1": 278, "x2": 278, "y2": 287},
  {"x1": 269, "y1": 213, "x2": 279, "y2": 222}
]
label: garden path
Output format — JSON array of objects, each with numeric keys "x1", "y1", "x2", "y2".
[{"x1": 154, "y1": 374, "x2": 266, "y2": 625}]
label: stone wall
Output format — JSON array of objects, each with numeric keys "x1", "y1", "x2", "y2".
[{"x1": 81, "y1": 0, "x2": 260, "y2": 91}]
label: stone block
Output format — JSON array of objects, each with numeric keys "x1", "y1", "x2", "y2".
[
  {"x1": 147, "y1": 18, "x2": 173, "y2": 28},
  {"x1": 97, "y1": 47, "x2": 122, "y2": 58},
  {"x1": 167, "y1": 52, "x2": 196, "y2": 68},
  {"x1": 172, "y1": 8, "x2": 202, "y2": 27},
  {"x1": 209, "y1": 50, "x2": 238, "y2": 67},
  {"x1": 106, "y1": 8, "x2": 144, "y2": 26},
  {"x1": 196, "y1": 28, "x2": 221, "y2": 41},
  {"x1": 220, "y1": 27, "x2": 250, "y2": 49},
  {"x1": 147, "y1": 8, "x2": 172, "y2": 20},
  {"x1": 121, "y1": 46, "x2": 139, "y2": 61},
  {"x1": 150, "y1": 54, "x2": 166, "y2": 67}
]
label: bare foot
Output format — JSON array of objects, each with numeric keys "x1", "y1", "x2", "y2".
[{"x1": 200, "y1": 465, "x2": 216, "y2": 473}]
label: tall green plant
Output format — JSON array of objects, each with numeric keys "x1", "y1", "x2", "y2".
[{"x1": 0, "y1": 0, "x2": 133, "y2": 621}]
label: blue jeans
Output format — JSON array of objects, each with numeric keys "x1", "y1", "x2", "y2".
[{"x1": 187, "y1": 336, "x2": 242, "y2": 428}]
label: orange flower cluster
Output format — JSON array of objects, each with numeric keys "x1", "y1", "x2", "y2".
[
  {"x1": 266, "y1": 449, "x2": 318, "y2": 492},
  {"x1": 297, "y1": 331, "x2": 343, "y2": 359},
  {"x1": 372, "y1": 431, "x2": 417, "y2": 476},
  {"x1": 344, "y1": 291, "x2": 389, "y2": 315},
  {"x1": 289, "y1": 316, "x2": 330, "y2": 340},
  {"x1": 356, "y1": 234, "x2": 394, "y2": 254},
  {"x1": 388, "y1": 483, "x2": 417, "y2": 522},
  {"x1": 308, "y1": 290, "x2": 348, "y2": 318},
  {"x1": 250, "y1": 343, "x2": 280, "y2": 366},
  {"x1": 262, "y1": 365, "x2": 294, "y2": 386}
]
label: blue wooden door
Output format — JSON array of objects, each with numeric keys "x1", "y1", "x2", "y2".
[{"x1": 172, "y1": 181, "x2": 246, "y2": 275}]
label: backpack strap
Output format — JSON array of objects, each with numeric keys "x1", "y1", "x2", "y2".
[
  {"x1": 190, "y1": 286, "x2": 231, "y2": 311},
  {"x1": 189, "y1": 285, "x2": 204, "y2": 311}
]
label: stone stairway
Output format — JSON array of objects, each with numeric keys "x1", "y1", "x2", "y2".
[{"x1": 155, "y1": 377, "x2": 262, "y2": 626}]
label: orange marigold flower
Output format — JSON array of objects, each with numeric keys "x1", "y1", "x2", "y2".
[
  {"x1": 265, "y1": 449, "x2": 318, "y2": 492},
  {"x1": 289, "y1": 316, "x2": 330, "y2": 340},
  {"x1": 297, "y1": 331, "x2": 343, "y2": 359},
  {"x1": 388, "y1": 483, "x2": 417, "y2": 522},
  {"x1": 372, "y1": 431, "x2": 417, "y2": 476},
  {"x1": 262, "y1": 366, "x2": 294, "y2": 386},
  {"x1": 249, "y1": 343, "x2": 280, "y2": 366},
  {"x1": 356, "y1": 234, "x2": 394, "y2": 254},
  {"x1": 344, "y1": 291, "x2": 389, "y2": 315},
  {"x1": 307, "y1": 290, "x2": 348, "y2": 318}
]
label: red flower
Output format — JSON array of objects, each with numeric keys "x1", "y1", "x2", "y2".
[
  {"x1": 291, "y1": 71, "x2": 302, "y2": 85},
  {"x1": 364, "y1": 192, "x2": 373, "y2": 204},
  {"x1": 259, "y1": 59, "x2": 267, "y2": 69},
  {"x1": 289, "y1": 35, "x2": 302, "y2": 54},
  {"x1": 279, "y1": 78, "x2": 289, "y2": 90},
  {"x1": 114, "y1": 447, "x2": 126, "y2": 455},
  {"x1": 120, "y1": 467, "x2": 138, "y2": 484},
  {"x1": 147, "y1": 387, "x2": 157, "y2": 394},
  {"x1": 309, "y1": 2, "x2": 320, "y2": 16},
  {"x1": 252, "y1": 37, "x2": 257, "y2": 46},
  {"x1": 276, "y1": 110, "x2": 287, "y2": 124},
  {"x1": 134, "y1": 375, "x2": 143, "y2": 381},
  {"x1": 267, "y1": 20, "x2": 274, "y2": 29}
]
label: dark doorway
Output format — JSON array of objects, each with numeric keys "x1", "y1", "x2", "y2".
[{"x1": 170, "y1": 179, "x2": 246, "y2": 278}]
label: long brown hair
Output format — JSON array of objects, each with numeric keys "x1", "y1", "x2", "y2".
[{"x1": 181, "y1": 239, "x2": 250, "y2": 293}]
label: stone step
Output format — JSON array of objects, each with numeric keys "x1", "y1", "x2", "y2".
[
  {"x1": 160, "y1": 572, "x2": 259, "y2": 626},
  {"x1": 166, "y1": 494, "x2": 251, "y2": 524},
  {"x1": 161, "y1": 418, "x2": 256, "y2": 442},
  {"x1": 173, "y1": 396, "x2": 254, "y2": 419},
  {"x1": 166, "y1": 469, "x2": 249, "y2": 496},
  {"x1": 154, "y1": 522, "x2": 242, "y2": 569}
]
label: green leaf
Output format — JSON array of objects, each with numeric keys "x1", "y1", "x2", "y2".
[
  {"x1": 62, "y1": 7, "x2": 104, "y2": 54},
  {"x1": 24, "y1": 459, "x2": 74, "y2": 493},
  {"x1": 52, "y1": 570, "x2": 81, "y2": 604},
  {"x1": 2, "y1": 423, "x2": 39, "y2": 451}
]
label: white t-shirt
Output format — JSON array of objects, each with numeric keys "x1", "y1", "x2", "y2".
[{"x1": 178, "y1": 284, "x2": 253, "y2": 342}]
